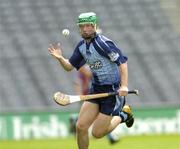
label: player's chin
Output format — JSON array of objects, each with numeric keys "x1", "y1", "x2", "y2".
[{"x1": 81, "y1": 34, "x2": 93, "y2": 40}]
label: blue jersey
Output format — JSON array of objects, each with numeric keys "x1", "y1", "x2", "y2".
[{"x1": 69, "y1": 34, "x2": 127, "y2": 85}]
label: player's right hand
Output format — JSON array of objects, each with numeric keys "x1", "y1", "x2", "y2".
[
  {"x1": 48, "y1": 43, "x2": 62, "y2": 59},
  {"x1": 118, "y1": 86, "x2": 128, "y2": 96}
]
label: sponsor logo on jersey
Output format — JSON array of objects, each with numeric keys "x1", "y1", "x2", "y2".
[{"x1": 89, "y1": 61, "x2": 103, "y2": 69}]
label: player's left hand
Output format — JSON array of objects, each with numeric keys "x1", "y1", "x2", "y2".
[
  {"x1": 118, "y1": 86, "x2": 128, "y2": 96},
  {"x1": 48, "y1": 43, "x2": 63, "y2": 59}
]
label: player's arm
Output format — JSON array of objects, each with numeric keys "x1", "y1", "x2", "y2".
[
  {"x1": 119, "y1": 62, "x2": 128, "y2": 96},
  {"x1": 56, "y1": 56, "x2": 73, "y2": 71},
  {"x1": 48, "y1": 43, "x2": 73, "y2": 71},
  {"x1": 103, "y1": 39, "x2": 128, "y2": 96}
]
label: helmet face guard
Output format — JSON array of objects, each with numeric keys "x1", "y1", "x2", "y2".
[{"x1": 77, "y1": 12, "x2": 97, "y2": 25}]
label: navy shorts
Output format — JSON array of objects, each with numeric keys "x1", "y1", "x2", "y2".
[{"x1": 87, "y1": 83, "x2": 126, "y2": 116}]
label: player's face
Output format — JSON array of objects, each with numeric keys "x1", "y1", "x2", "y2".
[{"x1": 79, "y1": 24, "x2": 96, "y2": 40}]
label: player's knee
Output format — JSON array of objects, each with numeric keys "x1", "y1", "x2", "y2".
[
  {"x1": 76, "y1": 121, "x2": 89, "y2": 132},
  {"x1": 92, "y1": 129, "x2": 105, "y2": 138}
]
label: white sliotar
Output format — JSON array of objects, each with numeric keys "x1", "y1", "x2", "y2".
[{"x1": 62, "y1": 29, "x2": 70, "y2": 36}]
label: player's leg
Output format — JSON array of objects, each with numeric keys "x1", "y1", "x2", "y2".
[
  {"x1": 106, "y1": 105, "x2": 134, "y2": 144},
  {"x1": 92, "y1": 113, "x2": 120, "y2": 138},
  {"x1": 91, "y1": 106, "x2": 134, "y2": 139},
  {"x1": 107, "y1": 104, "x2": 134, "y2": 130},
  {"x1": 121, "y1": 105, "x2": 134, "y2": 127},
  {"x1": 91, "y1": 95, "x2": 134, "y2": 139},
  {"x1": 76, "y1": 101, "x2": 99, "y2": 149}
]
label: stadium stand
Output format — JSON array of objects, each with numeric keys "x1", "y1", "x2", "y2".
[{"x1": 0, "y1": 0, "x2": 179, "y2": 112}]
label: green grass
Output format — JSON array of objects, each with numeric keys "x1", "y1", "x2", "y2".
[{"x1": 0, "y1": 134, "x2": 179, "y2": 149}]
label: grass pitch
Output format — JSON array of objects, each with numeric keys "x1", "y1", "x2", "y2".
[{"x1": 0, "y1": 134, "x2": 179, "y2": 149}]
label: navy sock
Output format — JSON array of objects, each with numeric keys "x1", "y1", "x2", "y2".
[{"x1": 119, "y1": 111, "x2": 128, "y2": 122}]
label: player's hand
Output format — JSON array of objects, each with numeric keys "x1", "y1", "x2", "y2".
[
  {"x1": 118, "y1": 86, "x2": 128, "y2": 96},
  {"x1": 48, "y1": 43, "x2": 62, "y2": 59}
]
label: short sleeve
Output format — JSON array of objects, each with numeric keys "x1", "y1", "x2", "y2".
[
  {"x1": 106, "y1": 41, "x2": 128, "y2": 65},
  {"x1": 96, "y1": 35, "x2": 128, "y2": 66},
  {"x1": 69, "y1": 42, "x2": 86, "y2": 70}
]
